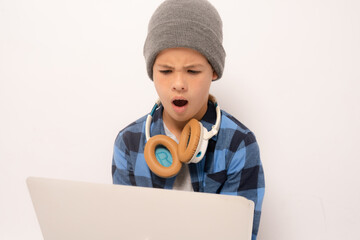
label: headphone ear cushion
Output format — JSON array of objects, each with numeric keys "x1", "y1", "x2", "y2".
[
  {"x1": 144, "y1": 135, "x2": 182, "y2": 178},
  {"x1": 178, "y1": 119, "x2": 202, "y2": 163}
]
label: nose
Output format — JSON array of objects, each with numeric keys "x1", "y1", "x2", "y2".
[{"x1": 171, "y1": 72, "x2": 187, "y2": 92}]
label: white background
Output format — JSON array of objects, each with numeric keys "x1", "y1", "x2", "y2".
[{"x1": 1, "y1": 0, "x2": 359, "y2": 239}]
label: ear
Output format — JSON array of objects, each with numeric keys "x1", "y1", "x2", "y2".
[{"x1": 212, "y1": 71, "x2": 218, "y2": 80}]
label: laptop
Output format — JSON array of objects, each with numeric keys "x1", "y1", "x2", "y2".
[{"x1": 27, "y1": 177, "x2": 254, "y2": 240}]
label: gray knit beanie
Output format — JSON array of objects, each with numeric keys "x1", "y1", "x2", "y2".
[{"x1": 143, "y1": 0, "x2": 226, "y2": 81}]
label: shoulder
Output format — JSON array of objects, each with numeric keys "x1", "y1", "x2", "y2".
[
  {"x1": 218, "y1": 110, "x2": 262, "y2": 175},
  {"x1": 218, "y1": 110, "x2": 258, "y2": 150},
  {"x1": 114, "y1": 114, "x2": 147, "y2": 149}
]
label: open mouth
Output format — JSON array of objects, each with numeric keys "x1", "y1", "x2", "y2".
[{"x1": 172, "y1": 99, "x2": 188, "y2": 107}]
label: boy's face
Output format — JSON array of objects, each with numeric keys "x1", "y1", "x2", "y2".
[{"x1": 153, "y1": 47, "x2": 218, "y2": 127}]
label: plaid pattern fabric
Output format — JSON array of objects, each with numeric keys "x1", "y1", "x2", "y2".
[{"x1": 112, "y1": 101, "x2": 265, "y2": 240}]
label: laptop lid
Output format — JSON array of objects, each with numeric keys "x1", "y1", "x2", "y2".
[{"x1": 27, "y1": 177, "x2": 254, "y2": 240}]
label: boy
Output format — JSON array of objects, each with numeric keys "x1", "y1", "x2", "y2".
[{"x1": 112, "y1": 0, "x2": 265, "y2": 239}]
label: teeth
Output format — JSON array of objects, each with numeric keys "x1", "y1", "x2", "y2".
[{"x1": 173, "y1": 99, "x2": 188, "y2": 107}]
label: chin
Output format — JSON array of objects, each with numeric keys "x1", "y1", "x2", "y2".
[{"x1": 169, "y1": 112, "x2": 193, "y2": 123}]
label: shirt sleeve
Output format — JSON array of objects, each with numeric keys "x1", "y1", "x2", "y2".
[
  {"x1": 220, "y1": 132, "x2": 265, "y2": 240},
  {"x1": 112, "y1": 131, "x2": 135, "y2": 186}
]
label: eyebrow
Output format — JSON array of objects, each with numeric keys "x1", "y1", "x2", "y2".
[
  {"x1": 184, "y1": 64, "x2": 204, "y2": 68},
  {"x1": 156, "y1": 64, "x2": 174, "y2": 69}
]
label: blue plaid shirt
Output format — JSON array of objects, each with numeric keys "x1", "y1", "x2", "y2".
[{"x1": 112, "y1": 101, "x2": 265, "y2": 240}]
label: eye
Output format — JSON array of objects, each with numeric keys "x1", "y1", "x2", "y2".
[
  {"x1": 159, "y1": 70, "x2": 172, "y2": 74},
  {"x1": 188, "y1": 70, "x2": 201, "y2": 74}
]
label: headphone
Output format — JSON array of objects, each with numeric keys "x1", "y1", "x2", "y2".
[{"x1": 144, "y1": 95, "x2": 221, "y2": 178}]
